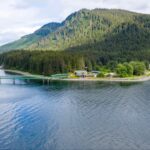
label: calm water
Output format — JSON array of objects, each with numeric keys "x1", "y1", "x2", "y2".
[{"x1": 1, "y1": 70, "x2": 150, "y2": 150}]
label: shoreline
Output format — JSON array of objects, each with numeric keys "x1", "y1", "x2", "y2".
[
  {"x1": 63, "y1": 77, "x2": 150, "y2": 82},
  {"x1": 4, "y1": 69, "x2": 150, "y2": 83}
]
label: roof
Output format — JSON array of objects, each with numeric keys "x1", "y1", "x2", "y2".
[
  {"x1": 91, "y1": 71, "x2": 100, "y2": 74},
  {"x1": 75, "y1": 70, "x2": 87, "y2": 73}
]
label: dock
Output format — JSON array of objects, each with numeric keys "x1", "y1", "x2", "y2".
[
  {"x1": 0, "y1": 72, "x2": 69, "y2": 85},
  {"x1": 0, "y1": 75, "x2": 52, "y2": 85}
]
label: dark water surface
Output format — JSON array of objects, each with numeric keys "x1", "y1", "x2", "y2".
[{"x1": 0, "y1": 70, "x2": 150, "y2": 150}]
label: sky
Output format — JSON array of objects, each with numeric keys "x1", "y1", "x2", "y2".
[{"x1": 0, "y1": 0, "x2": 150, "y2": 46}]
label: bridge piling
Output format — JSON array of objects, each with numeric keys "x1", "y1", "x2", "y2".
[
  {"x1": 47, "y1": 79, "x2": 50, "y2": 85},
  {"x1": 13, "y1": 78, "x2": 15, "y2": 85},
  {"x1": 43, "y1": 79, "x2": 45, "y2": 85},
  {"x1": 26, "y1": 79, "x2": 30, "y2": 84}
]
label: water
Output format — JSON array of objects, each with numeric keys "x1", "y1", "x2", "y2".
[{"x1": 0, "y1": 70, "x2": 150, "y2": 150}]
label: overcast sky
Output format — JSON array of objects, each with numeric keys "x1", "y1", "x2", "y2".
[{"x1": 0, "y1": 0, "x2": 150, "y2": 46}]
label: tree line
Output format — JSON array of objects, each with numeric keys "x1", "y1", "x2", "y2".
[
  {"x1": 116, "y1": 61, "x2": 147, "y2": 77},
  {"x1": 0, "y1": 50, "x2": 150, "y2": 76}
]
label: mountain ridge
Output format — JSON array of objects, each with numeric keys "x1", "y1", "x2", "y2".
[{"x1": 0, "y1": 8, "x2": 150, "y2": 52}]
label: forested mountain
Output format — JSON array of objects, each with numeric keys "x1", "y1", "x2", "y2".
[
  {"x1": 0, "y1": 9, "x2": 150, "y2": 52},
  {"x1": 0, "y1": 22, "x2": 61, "y2": 52},
  {"x1": 1, "y1": 9, "x2": 150, "y2": 75}
]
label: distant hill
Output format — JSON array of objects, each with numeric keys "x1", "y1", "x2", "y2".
[
  {"x1": 0, "y1": 22, "x2": 62, "y2": 52},
  {"x1": 0, "y1": 9, "x2": 150, "y2": 52}
]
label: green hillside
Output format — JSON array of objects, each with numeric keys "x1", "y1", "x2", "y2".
[
  {"x1": 0, "y1": 22, "x2": 61, "y2": 52},
  {"x1": 0, "y1": 9, "x2": 150, "y2": 52}
]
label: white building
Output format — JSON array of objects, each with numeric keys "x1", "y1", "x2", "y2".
[{"x1": 75, "y1": 70, "x2": 88, "y2": 77}]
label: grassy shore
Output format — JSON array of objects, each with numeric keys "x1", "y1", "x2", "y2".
[{"x1": 4, "y1": 69, "x2": 150, "y2": 82}]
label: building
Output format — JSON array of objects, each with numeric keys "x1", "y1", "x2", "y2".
[
  {"x1": 91, "y1": 71, "x2": 100, "y2": 77},
  {"x1": 75, "y1": 70, "x2": 88, "y2": 78}
]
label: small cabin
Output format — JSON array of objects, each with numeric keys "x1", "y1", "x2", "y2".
[{"x1": 75, "y1": 70, "x2": 88, "y2": 78}]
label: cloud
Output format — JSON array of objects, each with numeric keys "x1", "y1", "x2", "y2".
[
  {"x1": 0, "y1": 0, "x2": 56, "y2": 45},
  {"x1": 0, "y1": 0, "x2": 150, "y2": 46},
  {"x1": 60, "y1": 0, "x2": 150, "y2": 17}
]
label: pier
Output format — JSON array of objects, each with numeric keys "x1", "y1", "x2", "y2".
[
  {"x1": 0, "y1": 75, "x2": 52, "y2": 85},
  {"x1": 0, "y1": 73, "x2": 69, "y2": 85}
]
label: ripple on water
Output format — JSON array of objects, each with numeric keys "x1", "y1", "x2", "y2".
[{"x1": 1, "y1": 81, "x2": 150, "y2": 149}]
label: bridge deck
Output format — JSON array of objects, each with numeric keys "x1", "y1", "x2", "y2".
[
  {"x1": 0, "y1": 75, "x2": 51, "y2": 80},
  {"x1": 0, "y1": 74, "x2": 68, "y2": 80},
  {"x1": 0, "y1": 72, "x2": 69, "y2": 85},
  {"x1": 0, "y1": 75, "x2": 54, "y2": 85}
]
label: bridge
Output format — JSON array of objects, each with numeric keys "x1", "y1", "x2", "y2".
[
  {"x1": 0, "y1": 75, "x2": 51, "y2": 85},
  {"x1": 0, "y1": 73, "x2": 69, "y2": 85}
]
